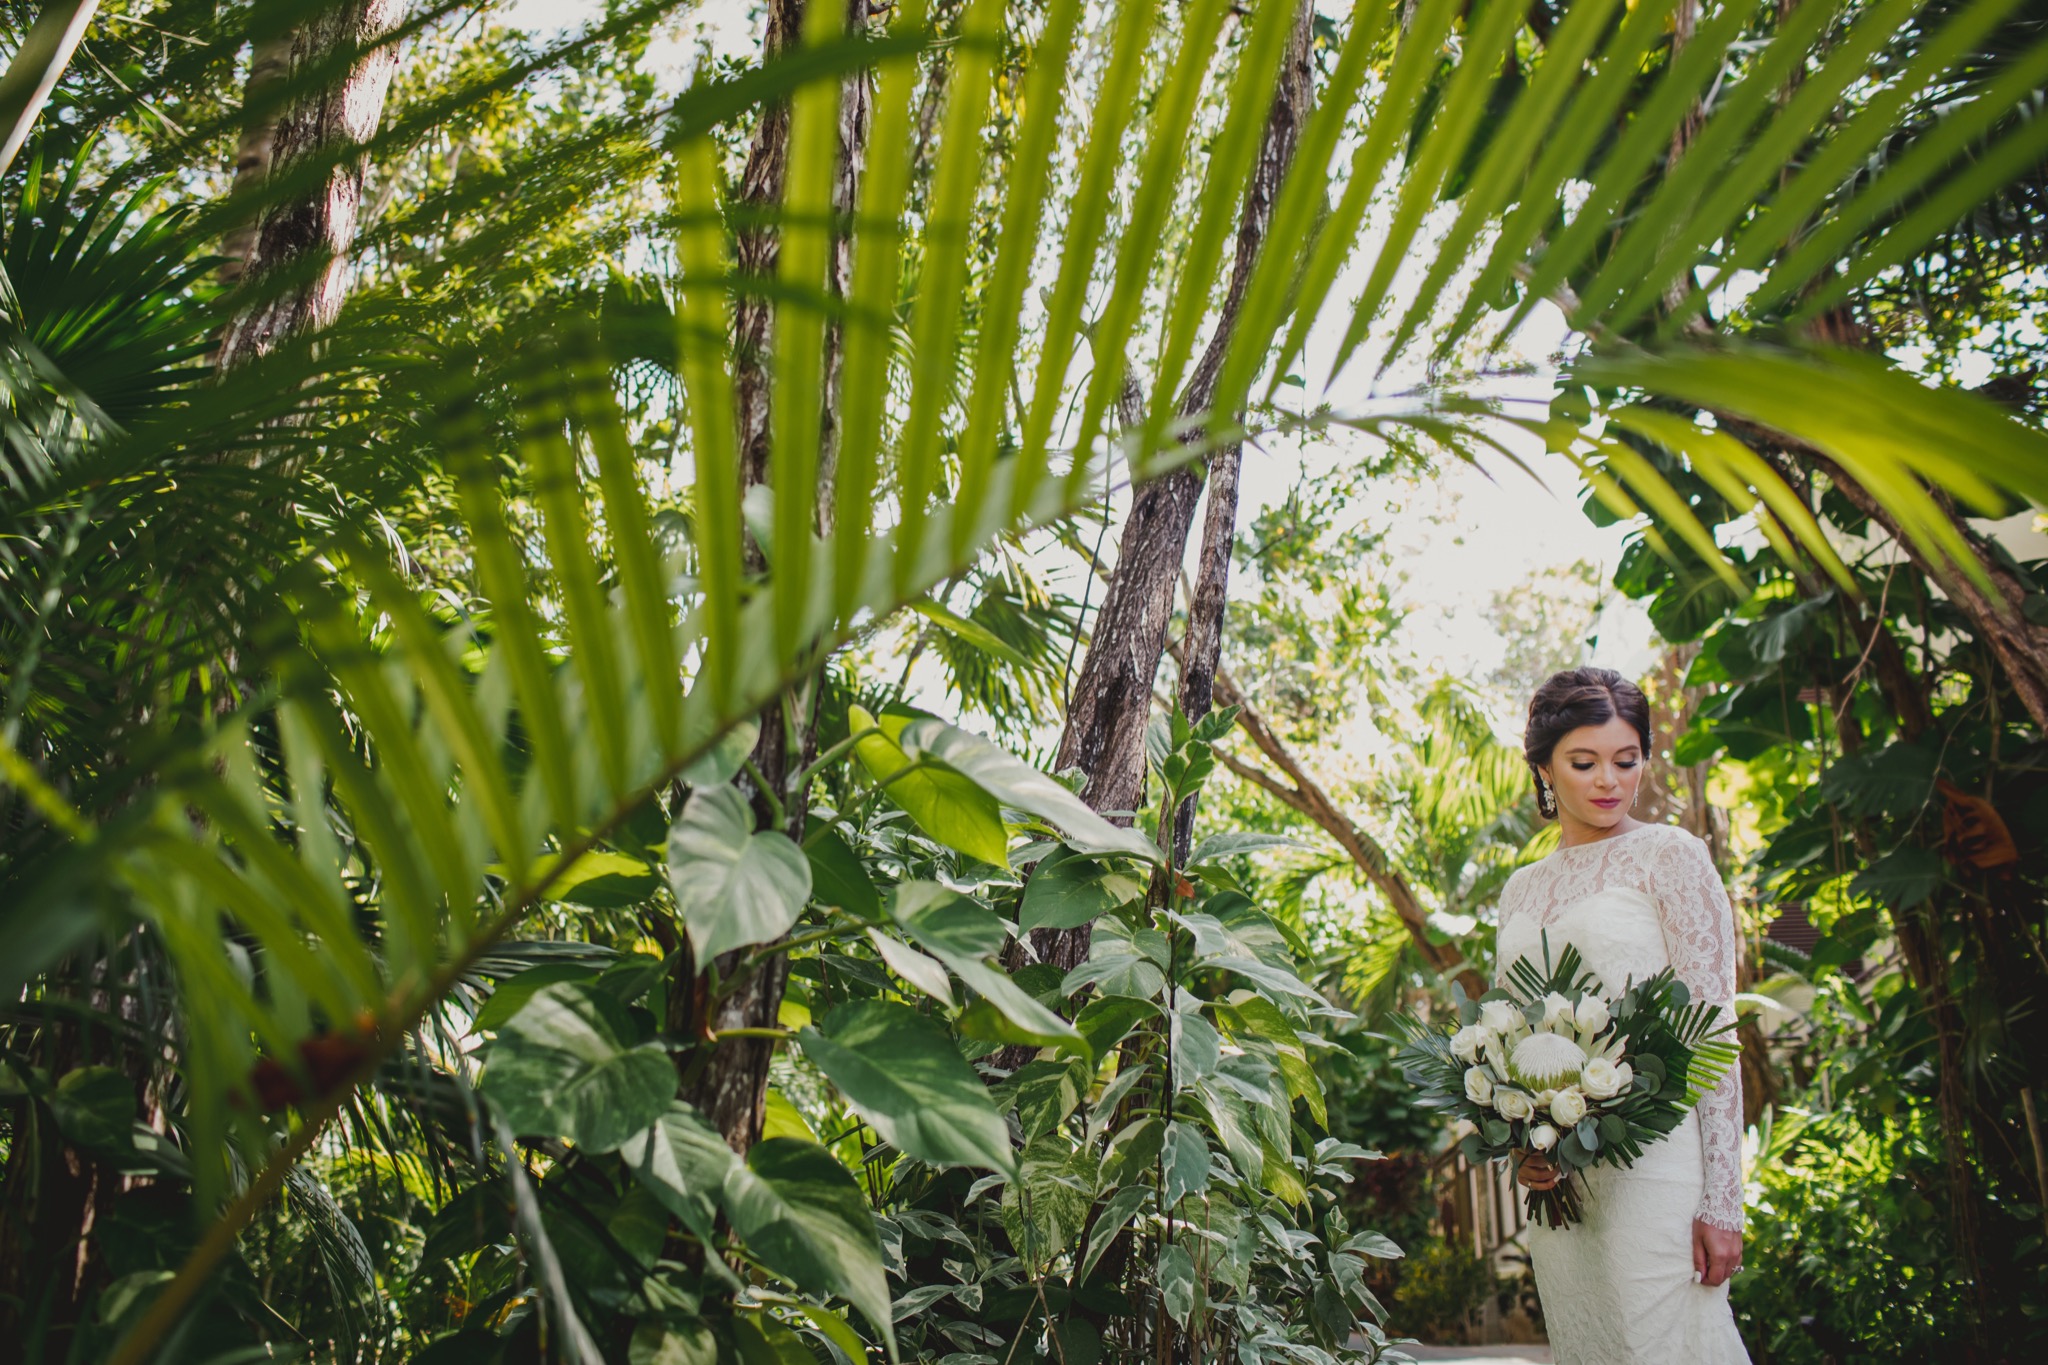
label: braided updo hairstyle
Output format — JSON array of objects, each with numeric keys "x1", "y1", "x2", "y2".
[{"x1": 1523, "y1": 667, "x2": 1652, "y2": 820}]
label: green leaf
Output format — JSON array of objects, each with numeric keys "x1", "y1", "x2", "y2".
[
  {"x1": 1078, "y1": 1185, "x2": 1151, "y2": 1283},
  {"x1": 666, "y1": 785, "x2": 812, "y2": 963},
  {"x1": 894, "y1": 884, "x2": 1085, "y2": 1053},
  {"x1": 49, "y1": 1065, "x2": 133, "y2": 1155},
  {"x1": 1019, "y1": 844, "x2": 1147, "y2": 932},
  {"x1": 1161, "y1": 1121, "x2": 1209, "y2": 1207},
  {"x1": 1059, "y1": 918, "x2": 1168, "y2": 1000},
  {"x1": 1074, "y1": 995, "x2": 1159, "y2": 1057},
  {"x1": 620, "y1": 1101, "x2": 740, "y2": 1257},
  {"x1": 483, "y1": 982, "x2": 675, "y2": 1153},
  {"x1": 472, "y1": 963, "x2": 601, "y2": 1034},
  {"x1": 722, "y1": 1139, "x2": 894, "y2": 1352},
  {"x1": 628, "y1": 1320, "x2": 718, "y2": 1365},
  {"x1": 731, "y1": 1316, "x2": 816, "y2": 1365},
  {"x1": 1159, "y1": 1242, "x2": 1197, "y2": 1324},
  {"x1": 1186, "y1": 832, "x2": 1306, "y2": 864},
  {"x1": 848, "y1": 705, "x2": 1009, "y2": 866},
  {"x1": 867, "y1": 930, "x2": 955, "y2": 1006},
  {"x1": 904, "y1": 597, "x2": 1030, "y2": 665},
  {"x1": 893, "y1": 717, "x2": 1159, "y2": 862},
  {"x1": 999, "y1": 1135, "x2": 1095, "y2": 1269},
  {"x1": 800, "y1": 1001, "x2": 1016, "y2": 1175},
  {"x1": 1850, "y1": 844, "x2": 1947, "y2": 911},
  {"x1": 807, "y1": 823, "x2": 881, "y2": 919}
]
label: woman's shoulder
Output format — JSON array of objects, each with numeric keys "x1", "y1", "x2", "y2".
[{"x1": 1631, "y1": 822, "x2": 1723, "y2": 884}]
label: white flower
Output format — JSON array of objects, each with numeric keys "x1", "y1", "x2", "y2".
[
  {"x1": 1534, "y1": 1088, "x2": 1558, "y2": 1110},
  {"x1": 1575, "y1": 995, "x2": 1611, "y2": 1036},
  {"x1": 1480, "y1": 1000, "x2": 1525, "y2": 1035},
  {"x1": 1495, "y1": 1089, "x2": 1536, "y2": 1122},
  {"x1": 1542, "y1": 992, "x2": 1577, "y2": 1029},
  {"x1": 1509, "y1": 1031, "x2": 1590, "y2": 1089},
  {"x1": 1464, "y1": 1067, "x2": 1495, "y2": 1106},
  {"x1": 1450, "y1": 1024, "x2": 1487, "y2": 1063},
  {"x1": 1529, "y1": 1123, "x2": 1559, "y2": 1152},
  {"x1": 1550, "y1": 1086, "x2": 1589, "y2": 1127},
  {"x1": 1614, "y1": 1061, "x2": 1634, "y2": 1092},
  {"x1": 1580, "y1": 1057, "x2": 1625, "y2": 1100}
]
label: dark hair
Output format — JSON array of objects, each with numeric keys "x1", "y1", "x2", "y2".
[{"x1": 1523, "y1": 668, "x2": 1653, "y2": 819}]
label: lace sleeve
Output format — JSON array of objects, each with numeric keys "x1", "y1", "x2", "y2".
[{"x1": 1648, "y1": 831, "x2": 1745, "y2": 1233}]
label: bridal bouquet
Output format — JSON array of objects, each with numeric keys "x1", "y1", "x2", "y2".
[{"x1": 1396, "y1": 935, "x2": 1739, "y2": 1228}]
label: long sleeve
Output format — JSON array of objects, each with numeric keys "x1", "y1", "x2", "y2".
[{"x1": 1648, "y1": 832, "x2": 1745, "y2": 1233}]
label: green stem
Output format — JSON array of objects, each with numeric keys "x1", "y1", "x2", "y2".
[
  {"x1": 786, "y1": 724, "x2": 879, "y2": 798},
  {"x1": 713, "y1": 1026, "x2": 795, "y2": 1042},
  {"x1": 741, "y1": 755, "x2": 788, "y2": 830}
]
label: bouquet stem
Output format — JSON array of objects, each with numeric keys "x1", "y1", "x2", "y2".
[{"x1": 1524, "y1": 1172, "x2": 1585, "y2": 1230}]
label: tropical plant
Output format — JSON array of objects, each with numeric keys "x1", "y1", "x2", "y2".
[{"x1": 7, "y1": 0, "x2": 2048, "y2": 1361}]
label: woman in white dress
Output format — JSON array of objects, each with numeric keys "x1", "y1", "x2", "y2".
[{"x1": 1495, "y1": 668, "x2": 1751, "y2": 1364}]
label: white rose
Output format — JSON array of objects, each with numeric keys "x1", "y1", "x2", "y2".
[
  {"x1": 1550, "y1": 1086, "x2": 1588, "y2": 1127},
  {"x1": 1580, "y1": 1057, "x2": 1624, "y2": 1100},
  {"x1": 1495, "y1": 1089, "x2": 1536, "y2": 1122},
  {"x1": 1450, "y1": 1024, "x2": 1487, "y2": 1063},
  {"x1": 1575, "y1": 995, "x2": 1611, "y2": 1036},
  {"x1": 1614, "y1": 1061, "x2": 1634, "y2": 1092},
  {"x1": 1542, "y1": 992, "x2": 1577, "y2": 1029},
  {"x1": 1464, "y1": 1067, "x2": 1495, "y2": 1106},
  {"x1": 1529, "y1": 1123, "x2": 1559, "y2": 1152},
  {"x1": 1534, "y1": 1088, "x2": 1558, "y2": 1110},
  {"x1": 1480, "y1": 999, "x2": 1525, "y2": 1035}
]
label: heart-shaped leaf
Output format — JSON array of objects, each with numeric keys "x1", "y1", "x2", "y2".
[
  {"x1": 483, "y1": 982, "x2": 674, "y2": 1152},
  {"x1": 721, "y1": 1139, "x2": 894, "y2": 1353},
  {"x1": 849, "y1": 706, "x2": 1009, "y2": 866},
  {"x1": 801, "y1": 1001, "x2": 1016, "y2": 1175},
  {"x1": 1019, "y1": 845, "x2": 1148, "y2": 932},
  {"x1": 666, "y1": 785, "x2": 811, "y2": 963}
]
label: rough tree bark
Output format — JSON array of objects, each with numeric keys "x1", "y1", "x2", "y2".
[
  {"x1": 1037, "y1": 0, "x2": 1316, "y2": 973},
  {"x1": 217, "y1": 35, "x2": 295, "y2": 290},
  {"x1": 677, "y1": 0, "x2": 875, "y2": 1152},
  {"x1": 216, "y1": 1, "x2": 405, "y2": 369}
]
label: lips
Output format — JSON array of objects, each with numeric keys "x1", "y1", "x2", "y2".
[{"x1": 1591, "y1": 798, "x2": 1622, "y2": 809}]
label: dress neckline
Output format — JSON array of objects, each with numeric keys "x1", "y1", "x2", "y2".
[{"x1": 1547, "y1": 822, "x2": 1661, "y2": 859}]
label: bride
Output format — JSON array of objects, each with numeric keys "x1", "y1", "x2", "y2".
[{"x1": 1494, "y1": 667, "x2": 1751, "y2": 1364}]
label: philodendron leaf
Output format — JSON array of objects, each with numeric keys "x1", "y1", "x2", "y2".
[
  {"x1": 848, "y1": 705, "x2": 1009, "y2": 866},
  {"x1": 666, "y1": 784, "x2": 812, "y2": 963},
  {"x1": 800, "y1": 1001, "x2": 1017, "y2": 1175},
  {"x1": 894, "y1": 717, "x2": 1159, "y2": 862},
  {"x1": 1161, "y1": 1121, "x2": 1209, "y2": 1208},
  {"x1": 721, "y1": 1139, "x2": 895, "y2": 1356},
  {"x1": 891, "y1": 882, "x2": 1085, "y2": 1054},
  {"x1": 483, "y1": 982, "x2": 674, "y2": 1153},
  {"x1": 620, "y1": 1101, "x2": 740, "y2": 1260},
  {"x1": 1018, "y1": 844, "x2": 1148, "y2": 932}
]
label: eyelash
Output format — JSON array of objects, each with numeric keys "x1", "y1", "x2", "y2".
[{"x1": 1570, "y1": 761, "x2": 1639, "y2": 770}]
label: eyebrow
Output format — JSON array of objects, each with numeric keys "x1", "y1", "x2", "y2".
[{"x1": 1562, "y1": 746, "x2": 1640, "y2": 756}]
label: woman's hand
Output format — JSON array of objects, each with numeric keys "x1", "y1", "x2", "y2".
[
  {"x1": 1692, "y1": 1219, "x2": 1743, "y2": 1288},
  {"x1": 1513, "y1": 1152, "x2": 1559, "y2": 1190}
]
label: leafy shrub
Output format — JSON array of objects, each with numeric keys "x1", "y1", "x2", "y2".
[{"x1": 1390, "y1": 1236, "x2": 1495, "y2": 1343}]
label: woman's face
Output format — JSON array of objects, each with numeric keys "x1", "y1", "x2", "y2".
[{"x1": 1540, "y1": 717, "x2": 1644, "y2": 832}]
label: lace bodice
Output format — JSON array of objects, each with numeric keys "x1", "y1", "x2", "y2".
[{"x1": 1495, "y1": 823, "x2": 1745, "y2": 1233}]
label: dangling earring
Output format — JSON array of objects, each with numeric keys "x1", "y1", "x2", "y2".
[{"x1": 1539, "y1": 777, "x2": 1557, "y2": 818}]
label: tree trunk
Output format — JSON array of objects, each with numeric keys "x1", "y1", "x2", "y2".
[
  {"x1": 679, "y1": 0, "x2": 875, "y2": 1153},
  {"x1": 217, "y1": 34, "x2": 296, "y2": 291},
  {"x1": 1037, "y1": 0, "x2": 1316, "y2": 974},
  {"x1": 216, "y1": 1, "x2": 404, "y2": 370}
]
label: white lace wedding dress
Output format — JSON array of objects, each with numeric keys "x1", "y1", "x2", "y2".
[{"x1": 1494, "y1": 823, "x2": 1751, "y2": 1365}]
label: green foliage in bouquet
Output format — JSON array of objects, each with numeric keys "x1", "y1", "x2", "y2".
[{"x1": 1395, "y1": 933, "x2": 1739, "y2": 1228}]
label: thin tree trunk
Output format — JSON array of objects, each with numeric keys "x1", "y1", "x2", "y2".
[
  {"x1": 217, "y1": 1, "x2": 405, "y2": 369},
  {"x1": 681, "y1": 0, "x2": 875, "y2": 1153},
  {"x1": 1038, "y1": 0, "x2": 1316, "y2": 974},
  {"x1": 218, "y1": 35, "x2": 296, "y2": 290},
  {"x1": 1192, "y1": 657, "x2": 1490, "y2": 1000}
]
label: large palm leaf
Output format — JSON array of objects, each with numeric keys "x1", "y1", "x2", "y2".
[{"x1": 4, "y1": 0, "x2": 2048, "y2": 1354}]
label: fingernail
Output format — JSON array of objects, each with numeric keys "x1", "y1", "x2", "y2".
[{"x1": 1692, "y1": 1272, "x2": 1702, "y2": 1284}]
